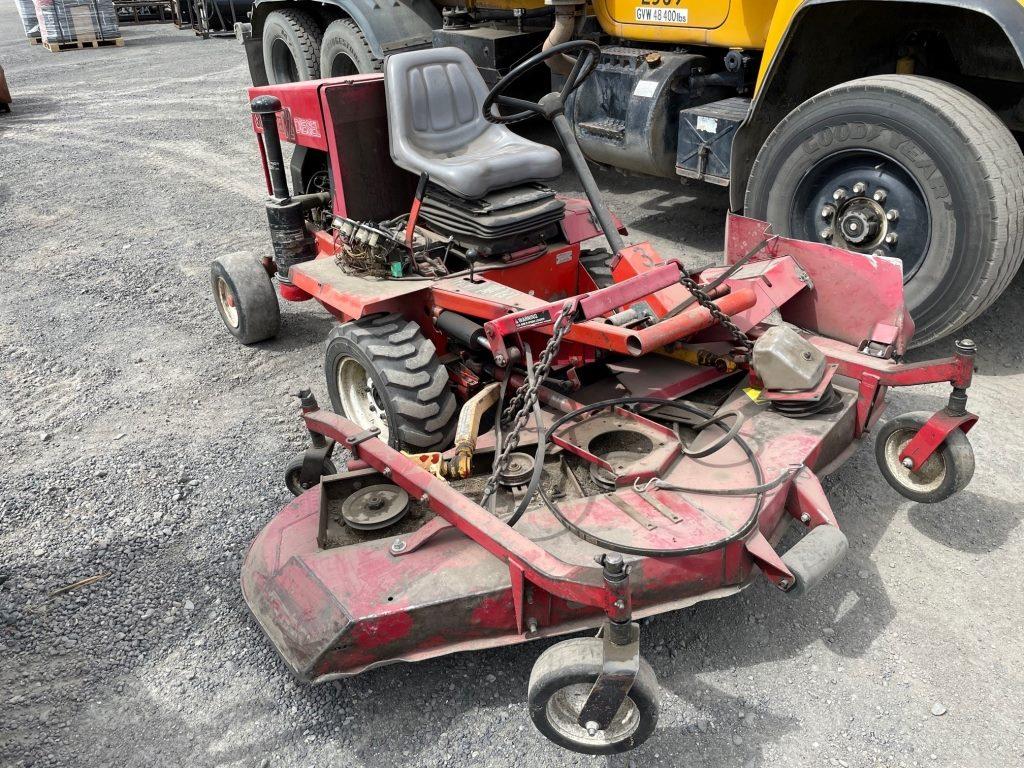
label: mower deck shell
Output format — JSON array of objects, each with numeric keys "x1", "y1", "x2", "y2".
[{"x1": 241, "y1": 378, "x2": 858, "y2": 682}]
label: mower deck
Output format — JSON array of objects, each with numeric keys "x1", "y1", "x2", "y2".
[{"x1": 243, "y1": 370, "x2": 853, "y2": 682}]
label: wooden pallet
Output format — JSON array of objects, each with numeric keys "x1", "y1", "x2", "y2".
[
  {"x1": 41, "y1": 37, "x2": 124, "y2": 53},
  {"x1": 28, "y1": 36, "x2": 41, "y2": 45}
]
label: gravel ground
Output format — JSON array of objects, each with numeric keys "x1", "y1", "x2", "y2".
[{"x1": 2, "y1": 14, "x2": 1023, "y2": 768}]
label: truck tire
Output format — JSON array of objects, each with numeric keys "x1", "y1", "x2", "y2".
[
  {"x1": 745, "y1": 75, "x2": 1024, "y2": 347},
  {"x1": 320, "y1": 19, "x2": 380, "y2": 77},
  {"x1": 262, "y1": 9, "x2": 322, "y2": 84}
]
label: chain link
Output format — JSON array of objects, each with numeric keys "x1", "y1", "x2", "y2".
[
  {"x1": 480, "y1": 302, "x2": 576, "y2": 506},
  {"x1": 678, "y1": 274, "x2": 753, "y2": 352},
  {"x1": 479, "y1": 275, "x2": 747, "y2": 507}
]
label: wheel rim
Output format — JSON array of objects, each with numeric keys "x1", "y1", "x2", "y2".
[
  {"x1": 544, "y1": 683, "x2": 641, "y2": 748},
  {"x1": 328, "y1": 53, "x2": 358, "y2": 78},
  {"x1": 270, "y1": 38, "x2": 300, "y2": 83},
  {"x1": 336, "y1": 357, "x2": 390, "y2": 443},
  {"x1": 883, "y1": 428, "x2": 946, "y2": 495},
  {"x1": 215, "y1": 277, "x2": 239, "y2": 328},
  {"x1": 792, "y1": 150, "x2": 931, "y2": 281}
]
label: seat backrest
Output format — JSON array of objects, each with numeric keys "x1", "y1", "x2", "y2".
[{"x1": 385, "y1": 47, "x2": 491, "y2": 160}]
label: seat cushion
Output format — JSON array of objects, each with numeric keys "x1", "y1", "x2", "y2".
[{"x1": 385, "y1": 47, "x2": 563, "y2": 199}]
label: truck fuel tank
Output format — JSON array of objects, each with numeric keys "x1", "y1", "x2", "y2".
[{"x1": 567, "y1": 46, "x2": 710, "y2": 179}]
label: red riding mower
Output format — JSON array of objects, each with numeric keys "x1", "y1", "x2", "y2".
[{"x1": 211, "y1": 42, "x2": 979, "y2": 755}]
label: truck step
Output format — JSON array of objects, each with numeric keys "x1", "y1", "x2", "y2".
[{"x1": 578, "y1": 117, "x2": 626, "y2": 141}]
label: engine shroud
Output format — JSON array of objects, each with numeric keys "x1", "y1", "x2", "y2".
[{"x1": 419, "y1": 183, "x2": 566, "y2": 256}]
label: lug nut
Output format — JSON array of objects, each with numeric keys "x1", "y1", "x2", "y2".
[
  {"x1": 821, "y1": 204, "x2": 836, "y2": 219},
  {"x1": 873, "y1": 188, "x2": 888, "y2": 203},
  {"x1": 852, "y1": 181, "x2": 868, "y2": 195},
  {"x1": 884, "y1": 232, "x2": 898, "y2": 245},
  {"x1": 820, "y1": 227, "x2": 833, "y2": 240},
  {"x1": 886, "y1": 209, "x2": 899, "y2": 222},
  {"x1": 833, "y1": 187, "x2": 848, "y2": 201}
]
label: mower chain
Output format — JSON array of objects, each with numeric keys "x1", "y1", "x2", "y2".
[
  {"x1": 481, "y1": 303, "x2": 575, "y2": 507},
  {"x1": 678, "y1": 274, "x2": 753, "y2": 353}
]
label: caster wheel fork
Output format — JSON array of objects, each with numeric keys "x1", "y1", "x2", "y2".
[{"x1": 527, "y1": 554, "x2": 661, "y2": 755}]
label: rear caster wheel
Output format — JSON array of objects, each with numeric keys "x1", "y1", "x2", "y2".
[
  {"x1": 324, "y1": 313, "x2": 457, "y2": 452},
  {"x1": 210, "y1": 253, "x2": 280, "y2": 344},
  {"x1": 875, "y1": 411, "x2": 975, "y2": 503},
  {"x1": 284, "y1": 453, "x2": 338, "y2": 496},
  {"x1": 528, "y1": 637, "x2": 659, "y2": 755}
]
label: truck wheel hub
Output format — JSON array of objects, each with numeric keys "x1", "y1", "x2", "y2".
[{"x1": 795, "y1": 154, "x2": 931, "y2": 281}]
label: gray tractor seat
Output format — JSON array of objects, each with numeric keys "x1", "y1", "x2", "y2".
[{"x1": 384, "y1": 47, "x2": 562, "y2": 200}]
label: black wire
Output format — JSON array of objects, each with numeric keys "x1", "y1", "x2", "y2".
[
  {"x1": 681, "y1": 410, "x2": 746, "y2": 459},
  {"x1": 533, "y1": 395, "x2": 768, "y2": 558}
]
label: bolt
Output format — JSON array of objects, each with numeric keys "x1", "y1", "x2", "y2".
[
  {"x1": 383, "y1": 467, "x2": 392, "y2": 478},
  {"x1": 527, "y1": 617, "x2": 538, "y2": 633},
  {"x1": 778, "y1": 578, "x2": 790, "y2": 590},
  {"x1": 494, "y1": 354, "x2": 507, "y2": 367},
  {"x1": 852, "y1": 181, "x2": 868, "y2": 195},
  {"x1": 802, "y1": 350, "x2": 813, "y2": 360},
  {"x1": 821, "y1": 204, "x2": 836, "y2": 219},
  {"x1": 873, "y1": 188, "x2": 888, "y2": 203},
  {"x1": 886, "y1": 209, "x2": 899, "y2": 222},
  {"x1": 820, "y1": 227, "x2": 833, "y2": 240},
  {"x1": 800, "y1": 512, "x2": 811, "y2": 524},
  {"x1": 585, "y1": 721, "x2": 600, "y2": 737},
  {"x1": 902, "y1": 457, "x2": 915, "y2": 469},
  {"x1": 391, "y1": 539, "x2": 406, "y2": 552},
  {"x1": 366, "y1": 494, "x2": 385, "y2": 510},
  {"x1": 872, "y1": 249, "x2": 885, "y2": 257},
  {"x1": 419, "y1": 493, "x2": 429, "y2": 504},
  {"x1": 832, "y1": 187, "x2": 848, "y2": 202},
  {"x1": 884, "y1": 232, "x2": 898, "y2": 245}
]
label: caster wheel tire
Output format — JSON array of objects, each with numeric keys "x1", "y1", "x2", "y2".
[
  {"x1": 528, "y1": 637, "x2": 659, "y2": 755},
  {"x1": 284, "y1": 454, "x2": 338, "y2": 497},
  {"x1": 875, "y1": 411, "x2": 975, "y2": 504},
  {"x1": 325, "y1": 313, "x2": 457, "y2": 452},
  {"x1": 211, "y1": 253, "x2": 280, "y2": 344}
]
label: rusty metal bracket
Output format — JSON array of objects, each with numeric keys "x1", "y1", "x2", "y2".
[
  {"x1": 346, "y1": 427, "x2": 382, "y2": 447},
  {"x1": 390, "y1": 517, "x2": 455, "y2": 556}
]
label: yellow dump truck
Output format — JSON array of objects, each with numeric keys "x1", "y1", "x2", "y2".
[{"x1": 241, "y1": 0, "x2": 1024, "y2": 346}]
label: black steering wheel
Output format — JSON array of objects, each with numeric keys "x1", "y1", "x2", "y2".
[{"x1": 482, "y1": 40, "x2": 601, "y2": 125}]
